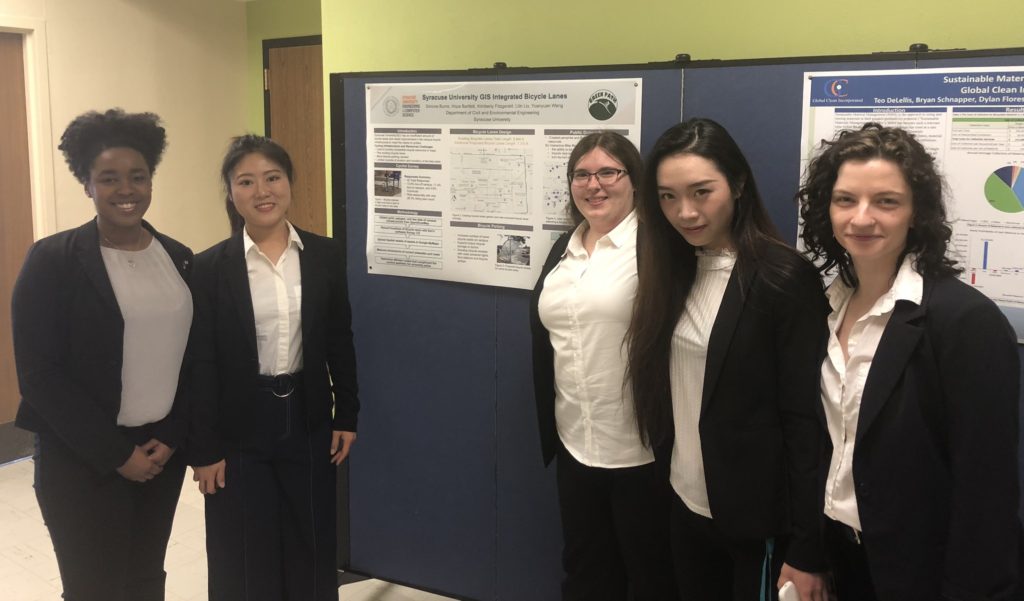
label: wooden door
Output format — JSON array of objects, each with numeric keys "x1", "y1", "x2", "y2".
[
  {"x1": 266, "y1": 39, "x2": 327, "y2": 235},
  {"x1": 265, "y1": 36, "x2": 353, "y2": 572},
  {"x1": 0, "y1": 32, "x2": 37, "y2": 460}
]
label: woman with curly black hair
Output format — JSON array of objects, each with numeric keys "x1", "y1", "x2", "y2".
[
  {"x1": 11, "y1": 108, "x2": 193, "y2": 601},
  {"x1": 798, "y1": 123, "x2": 1020, "y2": 600}
]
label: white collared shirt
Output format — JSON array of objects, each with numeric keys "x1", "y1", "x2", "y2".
[
  {"x1": 822, "y1": 254, "x2": 923, "y2": 530},
  {"x1": 669, "y1": 249, "x2": 737, "y2": 517},
  {"x1": 537, "y1": 210, "x2": 653, "y2": 468},
  {"x1": 243, "y1": 222, "x2": 304, "y2": 376}
]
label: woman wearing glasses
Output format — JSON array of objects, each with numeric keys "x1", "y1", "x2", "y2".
[{"x1": 530, "y1": 131, "x2": 677, "y2": 601}]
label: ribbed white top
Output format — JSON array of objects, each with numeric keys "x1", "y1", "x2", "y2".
[{"x1": 669, "y1": 249, "x2": 736, "y2": 517}]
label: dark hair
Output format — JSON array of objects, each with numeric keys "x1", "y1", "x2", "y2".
[
  {"x1": 627, "y1": 118, "x2": 808, "y2": 448},
  {"x1": 797, "y1": 122, "x2": 960, "y2": 288},
  {"x1": 58, "y1": 109, "x2": 166, "y2": 184},
  {"x1": 220, "y1": 135, "x2": 295, "y2": 233},
  {"x1": 565, "y1": 131, "x2": 643, "y2": 226}
]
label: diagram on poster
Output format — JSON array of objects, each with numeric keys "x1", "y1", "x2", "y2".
[
  {"x1": 365, "y1": 79, "x2": 642, "y2": 289},
  {"x1": 450, "y1": 151, "x2": 530, "y2": 215},
  {"x1": 801, "y1": 66, "x2": 1024, "y2": 340}
]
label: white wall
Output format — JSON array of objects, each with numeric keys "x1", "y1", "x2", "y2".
[{"x1": 1, "y1": 0, "x2": 248, "y2": 251}]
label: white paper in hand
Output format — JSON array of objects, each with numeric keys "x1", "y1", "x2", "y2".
[{"x1": 778, "y1": 581, "x2": 799, "y2": 601}]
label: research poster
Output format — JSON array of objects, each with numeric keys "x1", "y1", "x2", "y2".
[
  {"x1": 801, "y1": 67, "x2": 1024, "y2": 340},
  {"x1": 364, "y1": 78, "x2": 642, "y2": 290}
]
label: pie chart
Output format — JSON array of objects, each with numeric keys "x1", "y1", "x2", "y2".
[{"x1": 985, "y1": 165, "x2": 1024, "y2": 213}]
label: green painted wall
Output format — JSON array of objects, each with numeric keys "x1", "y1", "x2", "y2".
[
  {"x1": 245, "y1": 0, "x2": 321, "y2": 133},
  {"x1": 322, "y1": 0, "x2": 1022, "y2": 73},
  {"x1": 234, "y1": 0, "x2": 1016, "y2": 233}
]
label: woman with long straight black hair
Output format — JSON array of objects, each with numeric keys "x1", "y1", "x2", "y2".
[{"x1": 627, "y1": 118, "x2": 829, "y2": 600}]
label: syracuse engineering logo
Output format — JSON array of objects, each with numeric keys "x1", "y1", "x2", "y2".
[{"x1": 588, "y1": 90, "x2": 618, "y2": 120}]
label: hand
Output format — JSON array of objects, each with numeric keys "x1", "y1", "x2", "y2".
[
  {"x1": 778, "y1": 562, "x2": 830, "y2": 601},
  {"x1": 116, "y1": 446, "x2": 163, "y2": 482},
  {"x1": 140, "y1": 438, "x2": 175, "y2": 467},
  {"x1": 193, "y1": 460, "x2": 226, "y2": 495},
  {"x1": 330, "y1": 430, "x2": 356, "y2": 465}
]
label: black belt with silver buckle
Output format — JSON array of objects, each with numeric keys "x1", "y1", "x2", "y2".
[{"x1": 255, "y1": 372, "x2": 300, "y2": 398}]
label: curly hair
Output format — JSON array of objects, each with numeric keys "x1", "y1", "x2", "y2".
[
  {"x1": 220, "y1": 135, "x2": 295, "y2": 233},
  {"x1": 797, "y1": 122, "x2": 960, "y2": 287},
  {"x1": 58, "y1": 109, "x2": 166, "y2": 184}
]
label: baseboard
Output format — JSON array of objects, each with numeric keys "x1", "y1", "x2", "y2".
[{"x1": 0, "y1": 422, "x2": 34, "y2": 465}]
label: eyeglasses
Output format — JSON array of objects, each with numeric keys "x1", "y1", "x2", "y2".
[{"x1": 569, "y1": 168, "x2": 628, "y2": 186}]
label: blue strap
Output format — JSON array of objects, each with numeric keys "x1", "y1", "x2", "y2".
[{"x1": 760, "y1": 537, "x2": 775, "y2": 601}]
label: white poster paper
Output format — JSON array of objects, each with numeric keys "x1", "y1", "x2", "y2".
[
  {"x1": 801, "y1": 67, "x2": 1024, "y2": 339},
  {"x1": 365, "y1": 78, "x2": 642, "y2": 290}
]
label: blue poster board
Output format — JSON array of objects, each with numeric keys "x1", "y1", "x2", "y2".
[{"x1": 330, "y1": 49, "x2": 1024, "y2": 601}]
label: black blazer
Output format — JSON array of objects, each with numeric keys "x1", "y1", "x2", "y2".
[
  {"x1": 529, "y1": 232, "x2": 573, "y2": 467},
  {"x1": 12, "y1": 219, "x2": 193, "y2": 474},
  {"x1": 186, "y1": 226, "x2": 359, "y2": 467},
  {"x1": 695, "y1": 246, "x2": 828, "y2": 572},
  {"x1": 824, "y1": 275, "x2": 1020, "y2": 600}
]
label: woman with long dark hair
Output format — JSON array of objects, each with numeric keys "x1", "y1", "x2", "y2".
[
  {"x1": 627, "y1": 118, "x2": 828, "y2": 600},
  {"x1": 798, "y1": 123, "x2": 1020, "y2": 600},
  {"x1": 12, "y1": 108, "x2": 192, "y2": 600},
  {"x1": 530, "y1": 131, "x2": 676, "y2": 600},
  {"x1": 189, "y1": 135, "x2": 359, "y2": 600}
]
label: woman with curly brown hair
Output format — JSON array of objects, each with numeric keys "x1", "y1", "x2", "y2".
[
  {"x1": 798, "y1": 123, "x2": 1020, "y2": 600},
  {"x1": 11, "y1": 108, "x2": 192, "y2": 600}
]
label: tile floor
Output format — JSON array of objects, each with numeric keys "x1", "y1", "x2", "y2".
[{"x1": 0, "y1": 457, "x2": 455, "y2": 601}]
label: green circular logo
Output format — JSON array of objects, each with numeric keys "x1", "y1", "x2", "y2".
[{"x1": 588, "y1": 90, "x2": 618, "y2": 121}]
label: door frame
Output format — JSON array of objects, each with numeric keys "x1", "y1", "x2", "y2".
[
  {"x1": 262, "y1": 35, "x2": 323, "y2": 137},
  {"x1": 0, "y1": 19, "x2": 55, "y2": 463},
  {"x1": 261, "y1": 34, "x2": 355, "y2": 576},
  {"x1": 0, "y1": 17, "x2": 56, "y2": 240}
]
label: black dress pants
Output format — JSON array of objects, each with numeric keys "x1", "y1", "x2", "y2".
[
  {"x1": 555, "y1": 444, "x2": 678, "y2": 601},
  {"x1": 204, "y1": 386, "x2": 338, "y2": 601},
  {"x1": 825, "y1": 519, "x2": 879, "y2": 601},
  {"x1": 669, "y1": 495, "x2": 784, "y2": 601},
  {"x1": 34, "y1": 428, "x2": 186, "y2": 601}
]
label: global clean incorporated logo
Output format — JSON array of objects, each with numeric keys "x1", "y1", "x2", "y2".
[
  {"x1": 588, "y1": 90, "x2": 618, "y2": 120},
  {"x1": 825, "y1": 78, "x2": 850, "y2": 98}
]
